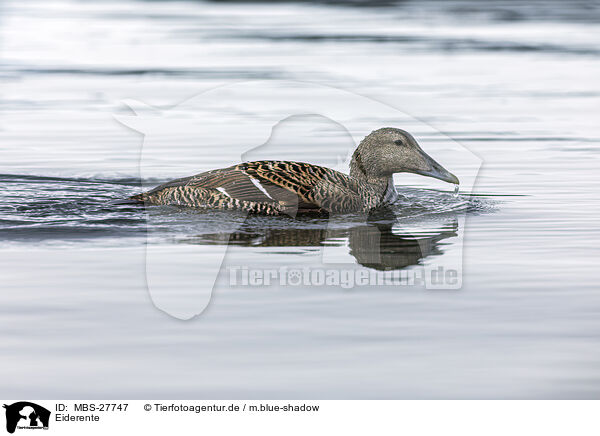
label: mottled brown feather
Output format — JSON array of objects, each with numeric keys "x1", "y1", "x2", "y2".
[
  {"x1": 128, "y1": 127, "x2": 461, "y2": 215},
  {"x1": 131, "y1": 160, "x2": 385, "y2": 215}
]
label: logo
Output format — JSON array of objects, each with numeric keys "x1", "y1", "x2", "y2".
[
  {"x1": 3, "y1": 402, "x2": 50, "y2": 434},
  {"x1": 117, "y1": 80, "x2": 482, "y2": 319}
]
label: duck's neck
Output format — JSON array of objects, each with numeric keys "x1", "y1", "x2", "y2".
[{"x1": 350, "y1": 155, "x2": 397, "y2": 203}]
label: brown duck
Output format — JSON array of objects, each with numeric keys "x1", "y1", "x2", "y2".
[{"x1": 129, "y1": 128, "x2": 459, "y2": 215}]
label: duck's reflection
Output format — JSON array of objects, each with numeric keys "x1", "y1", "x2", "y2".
[
  {"x1": 348, "y1": 220, "x2": 457, "y2": 270},
  {"x1": 184, "y1": 210, "x2": 459, "y2": 271}
]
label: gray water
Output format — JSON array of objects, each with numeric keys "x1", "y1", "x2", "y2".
[{"x1": 1, "y1": 0, "x2": 600, "y2": 399}]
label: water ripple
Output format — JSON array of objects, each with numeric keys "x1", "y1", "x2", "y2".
[{"x1": 0, "y1": 174, "x2": 492, "y2": 244}]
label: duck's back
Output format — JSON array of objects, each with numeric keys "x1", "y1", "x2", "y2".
[{"x1": 130, "y1": 160, "x2": 367, "y2": 215}]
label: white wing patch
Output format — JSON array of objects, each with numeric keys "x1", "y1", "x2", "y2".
[
  {"x1": 248, "y1": 176, "x2": 274, "y2": 200},
  {"x1": 216, "y1": 187, "x2": 231, "y2": 198}
]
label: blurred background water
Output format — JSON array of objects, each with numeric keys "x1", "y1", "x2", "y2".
[{"x1": 1, "y1": 0, "x2": 599, "y2": 398}]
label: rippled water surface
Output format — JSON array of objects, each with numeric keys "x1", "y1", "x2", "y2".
[{"x1": 1, "y1": 0, "x2": 600, "y2": 398}]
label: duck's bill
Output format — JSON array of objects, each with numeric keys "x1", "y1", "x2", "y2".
[
  {"x1": 417, "y1": 165, "x2": 460, "y2": 185},
  {"x1": 413, "y1": 152, "x2": 460, "y2": 185}
]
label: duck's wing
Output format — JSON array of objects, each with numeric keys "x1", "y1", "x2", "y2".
[
  {"x1": 140, "y1": 160, "x2": 362, "y2": 213},
  {"x1": 237, "y1": 160, "x2": 364, "y2": 212}
]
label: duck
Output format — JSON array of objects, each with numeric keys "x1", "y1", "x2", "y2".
[{"x1": 129, "y1": 127, "x2": 459, "y2": 215}]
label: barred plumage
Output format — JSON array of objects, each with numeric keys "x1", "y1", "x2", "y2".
[{"x1": 129, "y1": 128, "x2": 459, "y2": 215}]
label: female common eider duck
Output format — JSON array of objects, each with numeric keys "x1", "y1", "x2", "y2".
[{"x1": 129, "y1": 128, "x2": 459, "y2": 215}]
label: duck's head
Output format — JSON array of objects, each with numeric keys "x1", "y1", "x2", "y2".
[{"x1": 350, "y1": 128, "x2": 459, "y2": 185}]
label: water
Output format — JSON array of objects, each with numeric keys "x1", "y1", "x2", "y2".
[{"x1": 1, "y1": 0, "x2": 600, "y2": 398}]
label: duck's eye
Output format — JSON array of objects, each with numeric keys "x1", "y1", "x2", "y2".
[{"x1": 394, "y1": 140, "x2": 405, "y2": 146}]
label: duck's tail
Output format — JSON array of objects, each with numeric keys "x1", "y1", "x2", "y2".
[
  {"x1": 129, "y1": 193, "x2": 147, "y2": 203},
  {"x1": 109, "y1": 193, "x2": 147, "y2": 206}
]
